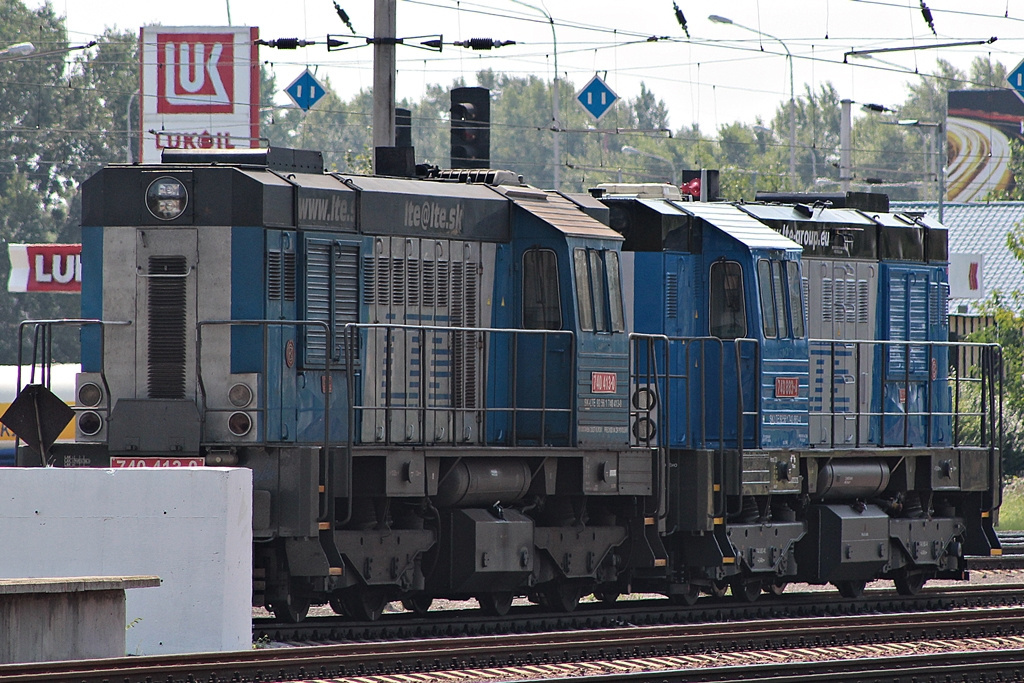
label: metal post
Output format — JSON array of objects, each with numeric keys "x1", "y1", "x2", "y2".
[
  {"x1": 372, "y1": 0, "x2": 397, "y2": 171},
  {"x1": 511, "y1": 1, "x2": 559, "y2": 189},
  {"x1": 840, "y1": 99, "x2": 852, "y2": 193},
  {"x1": 937, "y1": 121, "x2": 946, "y2": 222}
]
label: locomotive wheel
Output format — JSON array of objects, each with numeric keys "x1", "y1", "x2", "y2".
[
  {"x1": 704, "y1": 581, "x2": 728, "y2": 599},
  {"x1": 669, "y1": 583, "x2": 701, "y2": 606},
  {"x1": 731, "y1": 578, "x2": 762, "y2": 603},
  {"x1": 478, "y1": 592, "x2": 514, "y2": 617},
  {"x1": 401, "y1": 596, "x2": 433, "y2": 616},
  {"x1": 328, "y1": 593, "x2": 346, "y2": 615},
  {"x1": 834, "y1": 579, "x2": 867, "y2": 599},
  {"x1": 894, "y1": 571, "x2": 929, "y2": 596},
  {"x1": 343, "y1": 588, "x2": 389, "y2": 621},
  {"x1": 766, "y1": 580, "x2": 788, "y2": 597},
  {"x1": 593, "y1": 586, "x2": 621, "y2": 605},
  {"x1": 270, "y1": 587, "x2": 311, "y2": 623},
  {"x1": 545, "y1": 582, "x2": 583, "y2": 612}
]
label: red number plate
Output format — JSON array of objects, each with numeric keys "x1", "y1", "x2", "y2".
[
  {"x1": 109, "y1": 457, "x2": 205, "y2": 468},
  {"x1": 774, "y1": 377, "x2": 799, "y2": 398},
  {"x1": 591, "y1": 371, "x2": 617, "y2": 394}
]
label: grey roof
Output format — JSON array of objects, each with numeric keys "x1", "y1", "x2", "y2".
[
  {"x1": 893, "y1": 201, "x2": 1024, "y2": 314},
  {"x1": 674, "y1": 201, "x2": 802, "y2": 251}
]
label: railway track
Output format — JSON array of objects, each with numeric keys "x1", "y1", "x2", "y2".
[
  {"x1": 4, "y1": 587, "x2": 1024, "y2": 683},
  {"x1": 254, "y1": 582, "x2": 1024, "y2": 643}
]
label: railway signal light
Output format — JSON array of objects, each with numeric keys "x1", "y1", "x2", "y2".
[{"x1": 450, "y1": 86, "x2": 490, "y2": 169}]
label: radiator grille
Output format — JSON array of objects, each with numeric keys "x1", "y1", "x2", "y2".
[{"x1": 147, "y1": 255, "x2": 188, "y2": 399}]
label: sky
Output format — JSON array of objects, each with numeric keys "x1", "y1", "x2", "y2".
[{"x1": 25, "y1": 0, "x2": 1024, "y2": 131}]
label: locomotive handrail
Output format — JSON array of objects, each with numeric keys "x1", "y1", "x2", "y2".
[
  {"x1": 342, "y1": 322, "x2": 575, "y2": 449},
  {"x1": 15, "y1": 318, "x2": 132, "y2": 466},
  {"x1": 807, "y1": 337, "x2": 1002, "y2": 451}
]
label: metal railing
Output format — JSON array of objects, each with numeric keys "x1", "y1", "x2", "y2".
[
  {"x1": 15, "y1": 319, "x2": 132, "y2": 465},
  {"x1": 342, "y1": 323, "x2": 576, "y2": 448},
  {"x1": 808, "y1": 338, "x2": 1002, "y2": 450}
]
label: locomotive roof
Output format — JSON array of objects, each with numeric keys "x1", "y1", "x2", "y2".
[
  {"x1": 493, "y1": 185, "x2": 623, "y2": 241},
  {"x1": 741, "y1": 203, "x2": 878, "y2": 226},
  {"x1": 677, "y1": 202, "x2": 802, "y2": 251}
]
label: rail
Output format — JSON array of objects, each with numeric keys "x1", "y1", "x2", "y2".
[{"x1": 342, "y1": 323, "x2": 576, "y2": 447}]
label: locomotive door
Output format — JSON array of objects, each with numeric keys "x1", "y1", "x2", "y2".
[
  {"x1": 705, "y1": 259, "x2": 757, "y2": 448},
  {"x1": 515, "y1": 245, "x2": 572, "y2": 445},
  {"x1": 806, "y1": 259, "x2": 876, "y2": 446},
  {"x1": 134, "y1": 227, "x2": 199, "y2": 401}
]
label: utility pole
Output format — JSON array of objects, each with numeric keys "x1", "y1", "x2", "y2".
[
  {"x1": 372, "y1": 0, "x2": 397, "y2": 172},
  {"x1": 840, "y1": 99, "x2": 852, "y2": 193}
]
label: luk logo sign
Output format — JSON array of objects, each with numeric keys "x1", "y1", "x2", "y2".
[{"x1": 156, "y1": 33, "x2": 234, "y2": 113}]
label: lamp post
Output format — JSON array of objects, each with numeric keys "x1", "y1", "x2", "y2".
[
  {"x1": 709, "y1": 14, "x2": 796, "y2": 190},
  {"x1": 622, "y1": 145, "x2": 677, "y2": 184},
  {"x1": 892, "y1": 118, "x2": 944, "y2": 222},
  {"x1": 510, "y1": 0, "x2": 559, "y2": 190}
]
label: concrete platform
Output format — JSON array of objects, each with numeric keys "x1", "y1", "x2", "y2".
[
  {"x1": 0, "y1": 467, "x2": 252, "y2": 655},
  {"x1": 0, "y1": 576, "x2": 160, "y2": 663}
]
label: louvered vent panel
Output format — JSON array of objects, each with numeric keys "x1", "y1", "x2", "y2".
[
  {"x1": 407, "y1": 259, "x2": 421, "y2": 307},
  {"x1": 268, "y1": 250, "x2": 282, "y2": 300},
  {"x1": 857, "y1": 280, "x2": 869, "y2": 324},
  {"x1": 362, "y1": 255, "x2": 376, "y2": 305},
  {"x1": 333, "y1": 245, "x2": 360, "y2": 360},
  {"x1": 833, "y1": 278, "x2": 846, "y2": 322},
  {"x1": 822, "y1": 278, "x2": 833, "y2": 323},
  {"x1": 909, "y1": 277, "x2": 929, "y2": 372},
  {"x1": 147, "y1": 256, "x2": 188, "y2": 399},
  {"x1": 284, "y1": 252, "x2": 296, "y2": 302},
  {"x1": 888, "y1": 276, "x2": 908, "y2": 373},
  {"x1": 437, "y1": 261, "x2": 450, "y2": 307},
  {"x1": 423, "y1": 260, "x2": 436, "y2": 308},
  {"x1": 845, "y1": 279, "x2": 859, "y2": 323},
  {"x1": 305, "y1": 241, "x2": 331, "y2": 366},
  {"x1": 376, "y1": 256, "x2": 390, "y2": 306},
  {"x1": 451, "y1": 261, "x2": 479, "y2": 408},
  {"x1": 391, "y1": 258, "x2": 406, "y2": 307},
  {"x1": 665, "y1": 270, "x2": 678, "y2": 318}
]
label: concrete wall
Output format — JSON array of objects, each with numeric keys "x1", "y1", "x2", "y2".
[{"x1": 0, "y1": 467, "x2": 252, "y2": 655}]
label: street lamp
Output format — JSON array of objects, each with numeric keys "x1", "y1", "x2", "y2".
[
  {"x1": 510, "y1": 0, "x2": 560, "y2": 190},
  {"x1": 622, "y1": 145, "x2": 677, "y2": 184},
  {"x1": 0, "y1": 42, "x2": 34, "y2": 60},
  {"x1": 709, "y1": 14, "x2": 796, "y2": 190}
]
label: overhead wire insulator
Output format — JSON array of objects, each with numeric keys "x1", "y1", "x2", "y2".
[
  {"x1": 333, "y1": 2, "x2": 356, "y2": 35},
  {"x1": 673, "y1": 1, "x2": 690, "y2": 39},
  {"x1": 453, "y1": 38, "x2": 517, "y2": 50},
  {"x1": 920, "y1": 1, "x2": 936, "y2": 36}
]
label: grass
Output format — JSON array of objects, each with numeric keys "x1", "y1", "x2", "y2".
[{"x1": 997, "y1": 477, "x2": 1024, "y2": 531}]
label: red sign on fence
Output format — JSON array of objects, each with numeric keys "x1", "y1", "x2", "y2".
[{"x1": 7, "y1": 244, "x2": 82, "y2": 293}]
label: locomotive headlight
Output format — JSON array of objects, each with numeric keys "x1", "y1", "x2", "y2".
[
  {"x1": 228, "y1": 383, "x2": 253, "y2": 408},
  {"x1": 633, "y1": 416, "x2": 657, "y2": 441},
  {"x1": 632, "y1": 387, "x2": 657, "y2": 412},
  {"x1": 78, "y1": 411, "x2": 103, "y2": 436},
  {"x1": 145, "y1": 176, "x2": 188, "y2": 220},
  {"x1": 228, "y1": 411, "x2": 252, "y2": 437},
  {"x1": 77, "y1": 382, "x2": 103, "y2": 407}
]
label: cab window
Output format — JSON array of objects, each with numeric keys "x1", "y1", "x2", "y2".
[
  {"x1": 710, "y1": 261, "x2": 746, "y2": 339},
  {"x1": 574, "y1": 247, "x2": 625, "y2": 332},
  {"x1": 522, "y1": 248, "x2": 561, "y2": 329},
  {"x1": 756, "y1": 258, "x2": 806, "y2": 339}
]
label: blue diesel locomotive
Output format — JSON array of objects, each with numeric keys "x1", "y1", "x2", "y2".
[{"x1": 21, "y1": 149, "x2": 1001, "y2": 619}]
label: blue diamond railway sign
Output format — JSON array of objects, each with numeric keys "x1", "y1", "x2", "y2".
[
  {"x1": 285, "y1": 69, "x2": 326, "y2": 112},
  {"x1": 1009, "y1": 58, "x2": 1024, "y2": 104},
  {"x1": 576, "y1": 74, "x2": 618, "y2": 121}
]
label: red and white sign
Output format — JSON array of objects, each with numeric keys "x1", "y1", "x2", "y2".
[
  {"x1": 110, "y1": 457, "x2": 205, "y2": 468},
  {"x1": 591, "y1": 371, "x2": 617, "y2": 394},
  {"x1": 948, "y1": 253, "x2": 984, "y2": 300},
  {"x1": 7, "y1": 244, "x2": 82, "y2": 293},
  {"x1": 774, "y1": 377, "x2": 799, "y2": 398},
  {"x1": 140, "y1": 26, "x2": 259, "y2": 163}
]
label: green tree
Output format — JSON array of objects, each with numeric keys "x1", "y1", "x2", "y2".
[{"x1": 0, "y1": 2, "x2": 138, "y2": 363}]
